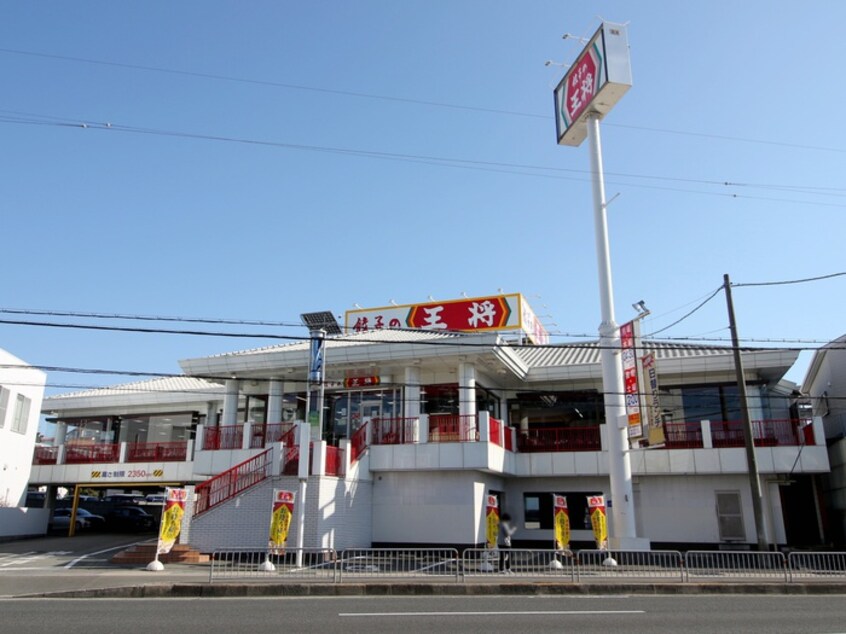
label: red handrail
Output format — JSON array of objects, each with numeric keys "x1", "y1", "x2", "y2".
[
  {"x1": 194, "y1": 448, "x2": 273, "y2": 516},
  {"x1": 202, "y1": 424, "x2": 244, "y2": 450},
  {"x1": 429, "y1": 414, "x2": 478, "y2": 442},
  {"x1": 350, "y1": 422, "x2": 368, "y2": 462},
  {"x1": 489, "y1": 417, "x2": 503, "y2": 446},
  {"x1": 325, "y1": 446, "x2": 344, "y2": 477},
  {"x1": 517, "y1": 425, "x2": 601, "y2": 453},
  {"x1": 504, "y1": 427, "x2": 514, "y2": 452},
  {"x1": 64, "y1": 443, "x2": 120, "y2": 464},
  {"x1": 372, "y1": 417, "x2": 417, "y2": 445},
  {"x1": 126, "y1": 441, "x2": 188, "y2": 462},
  {"x1": 663, "y1": 421, "x2": 704, "y2": 449},
  {"x1": 33, "y1": 446, "x2": 59, "y2": 465},
  {"x1": 710, "y1": 419, "x2": 804, "y2": 448}
]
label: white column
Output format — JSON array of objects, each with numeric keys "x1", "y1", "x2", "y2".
[
  {"x1": 404, "y1": 366, "x2": 421, "y2": 419},
  {"x1": 54, "y1": 421, "x2": 67, "y2": 445},
  {"x1": 478, "y1": 411, "x2": 491, "y2": 443},
  {"x1": 242, "y1": 422, "x2": 253, "y2": 450},
  {"x1": 222, "y1": 379, "x2": 240, "y2": 426},
  {"x1": 419, "y1": 414, "x2": 429, "y2": 444},
  {"x1": 268, "y1": 379, "x2": 284, "y2": 424},
  {"x1": 458, "y1": 362, "x2": 477, "y2": 418},
  {"x1": 205, "y1": 402, "x2": 220, "y2": 427},
  {"x1": 313, "y1": 440, "x2": 327, "y2": 476},
  {"x1": 702, "y1": 420, "x2": 713, "y2": 449}
]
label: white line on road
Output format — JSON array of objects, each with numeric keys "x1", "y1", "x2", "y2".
[
  {"x1": 64, "y1": 542, "x2": 143, "y2": 569},
  {"x1": 340, "y1": 610, "x2": 645, "y2": 617}
]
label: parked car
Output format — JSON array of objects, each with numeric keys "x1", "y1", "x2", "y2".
[
  {"x1": 145, "y1": 493, "x2": 166, "y2": 504},
  {"x1": 106, "y1": 506, "x2": 156, "y2": 532},
  {"x1": 103, "y1": 494, "x2": 144, "y2": 505},
  {"x1": 49, "y1": 509, "x2": 89, "y2": 532},
  {"x1": 65, "y1": 507, "x2": 106, "y2": 530}
]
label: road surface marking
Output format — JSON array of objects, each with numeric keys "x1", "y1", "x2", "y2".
[{"x1": 340, "y1": 610, "x2": 645, "y2": 617}]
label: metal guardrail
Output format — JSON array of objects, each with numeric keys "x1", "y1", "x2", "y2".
[
  {"x1": 685, "y1": 550, "x2": 787, "y2": 582},
  {"x1": 462, "y1": 548, "x2": 576, "y2": 580},
  {"x1": 788, "y1": 551, "x2": 846, "y2": 582},
  {"x1": 208, "y1": 548, "x2": 846, "y2": 584},
  {"x1": 210, "y1": 548, "x2": 338, "y2": 582},
  {"x1": 338, "y1": 548, "x2": 460, "y2": 581},
  {"x1": 577, "y1": 549, "x2": 685, "y2": 582}
]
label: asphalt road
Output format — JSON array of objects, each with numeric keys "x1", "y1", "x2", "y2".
[{"x1": 1, "y1": 595, "x2": 845, "y2": 634}]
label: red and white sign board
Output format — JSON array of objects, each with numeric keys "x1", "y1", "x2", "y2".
[
  {"x1": 621, "y1": 320, "x2": 643, "y2": 440},
  {"x1": 345, "y1": 293, "x2": 549, "y2": 345},
  {"x1": 553, "y1": 22, "x2": 632, "y2": 146}
]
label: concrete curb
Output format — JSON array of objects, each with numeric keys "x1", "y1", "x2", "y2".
[{"x1": 28, "y1": 581, "x2": 846, "y2": 599}]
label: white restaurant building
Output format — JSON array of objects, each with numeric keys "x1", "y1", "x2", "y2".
[{"x1": 31, "y1": 295, "x2": 830, "y2": 552}]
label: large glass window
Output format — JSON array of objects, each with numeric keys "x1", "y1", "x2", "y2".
[
  {"x1": 11, "y1": 394, "x2": 30, "y2": 435},
  {"x1": 508, "y1": 391, "x2": 603, "y2": 428},
  {"x1": 326, "y1": 388, "x2": 400, "y2": 445}
]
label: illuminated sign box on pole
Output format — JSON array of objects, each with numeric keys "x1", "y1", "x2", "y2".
[{"x1": 553, "y1": 22, "x2": 632, "y2": 147}]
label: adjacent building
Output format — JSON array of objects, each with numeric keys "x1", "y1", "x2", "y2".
[{"x1": 0, "y1": 348, "x2": 47, "y2": 537}]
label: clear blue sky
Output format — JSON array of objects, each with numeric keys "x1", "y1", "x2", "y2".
[{"x1": 2, "y1": 1, "x2": 844, "y2": 414}]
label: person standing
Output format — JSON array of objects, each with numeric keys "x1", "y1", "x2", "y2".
[{"x1": 499, "y1": 513, "x2": 516, "y2": 574}]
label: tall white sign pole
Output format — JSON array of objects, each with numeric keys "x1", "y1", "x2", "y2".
[
  {"x1": 586, "y1": 113, "x2": 638, "y2": 547},
  {"x1": 553, "y1": 22, "x2": 646, "y2": 549}
]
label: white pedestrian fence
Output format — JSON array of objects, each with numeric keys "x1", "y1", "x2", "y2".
[{"x1": 209, "y1": 547, "x2": 846, "y2": 584}]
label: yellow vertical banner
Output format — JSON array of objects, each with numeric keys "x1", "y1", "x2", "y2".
[
  {"x1": 157, "y1": 487, "x2": 187, "y2": 555},
  {"x1": 269, "y1": 489, "x2": 296, "y2": 554},
  {"x1": 553, "y1": 495, "x2": 570, "y2": 550},
  {"x1": 485, "y1": 494, "x2": 499, "y2": 550},
  {"x1": 587, "y1": 495, "x2": 608, "y2": 550}
]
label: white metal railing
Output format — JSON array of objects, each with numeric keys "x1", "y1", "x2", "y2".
[
  {"x1": 206, "y1": 548, "x2": 846, "y2": 584},
  {"x1": 337, "y1": 548, "x2": 460, "y2": 581},
  {"x1": 788, "y1": 551, "x2": 846, "y2": 582},
  {"x1": 577, "y1": 549, "x2": 685, "y2": 582},
  {"x1": 209, "y1": 547, "x2": 338, "y2": 582},
  {"x1": 685, "y1": 550, "x2": 787, "y2": 581},
  {"x1": 461, "y1": 548, "x2": 576, "y2": 580}
]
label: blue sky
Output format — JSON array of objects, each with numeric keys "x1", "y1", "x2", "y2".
[{"x1": 2, "y1": 1, "x2": 844, "y2": 412}]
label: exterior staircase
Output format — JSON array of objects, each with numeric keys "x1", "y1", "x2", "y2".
[{"x1": 111, "y1": 541, "x2": 209, "y2": 565}]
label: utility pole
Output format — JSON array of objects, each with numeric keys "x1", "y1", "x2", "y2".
[{"x1": 723, "y1": 273, "x2": 768, "y2": 551}]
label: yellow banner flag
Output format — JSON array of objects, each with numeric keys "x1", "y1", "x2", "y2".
[
  {"x1": 157, "y1": 488, "x2": 187, "y2": 555},
  {"x1": 485, "y1": 494, "x2": 499, "y2": 549},
  {"x1": 587, "y1": 495, "x2": 608, "y2": 550},
  {"x1": 553, "y1": 495, "x2": 570, "y2": 550},
  {"x1": 269, "y1": 489, "x2": 296, "y2": 554}
]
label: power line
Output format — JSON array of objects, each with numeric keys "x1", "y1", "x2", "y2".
[
  {"x1": 3, "y1": 46, "x2": 846, "y2": 156},
  {"x1": 3, "y1": 110, "x2": 846, "y2": 210},
  {"x1": 733, "y1": 271, "x2": 846, "y2": 288}
]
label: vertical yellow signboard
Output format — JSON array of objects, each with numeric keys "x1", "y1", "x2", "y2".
[
  {"x1": 269, "y1": 489, "x2": 296, "y2": 555},
  {"x1": 587, "y1": 495, "x2": 608, "y2": 550}
]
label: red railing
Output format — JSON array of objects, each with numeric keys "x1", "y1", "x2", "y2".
[
  {"x1": 282, "y1": 426, "x2": 300, "y2": 475},
  {"x1": 710, "y1": 419, "x2": 805, "y2": 448},
  {"x1": 350, "y1": 422, "x2": 368, "y2": 462},
  {"x1": 33, "y1": 446, "x2": 59, "y2": 465},
  {"x1": 489, "y1": 417, "x2": 503, "y2": 446},
  {"x1": 248, "y1": 424, "x2": 266, "y2": 449},
  {"x1": 264, "y1": 422, "x2": 296, "y2": 445},
  {"x1": 663, "y1": 421, "x2": 704, "y2": 449},
  {"x1": 504, "y1": 427, "x2": 514, "y2": 452},
  {"x1": 64, "y1": 443, "x2": 120, "y2": 464},
  {"x1": 202, "y1": 424, "x2": 244, "y2": 450},
  {"x1": 429, "y1": 414, "x2": 478, "y2": 442},
  {"x1": 194, "y1": 448, "x2": 273, "y2": 516},
  {"x1": 372, "y1": 417, "x2": 417, "y2": 445},
  {"x1": 517, "y1": 425, "x2": 601, "y2": 453},
  {"x1": 126, "y1": 441, "x2": 188, "y2": 462},
  {"x1": 325, "y1": 446, "x2": 344, "y2": 477}
]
